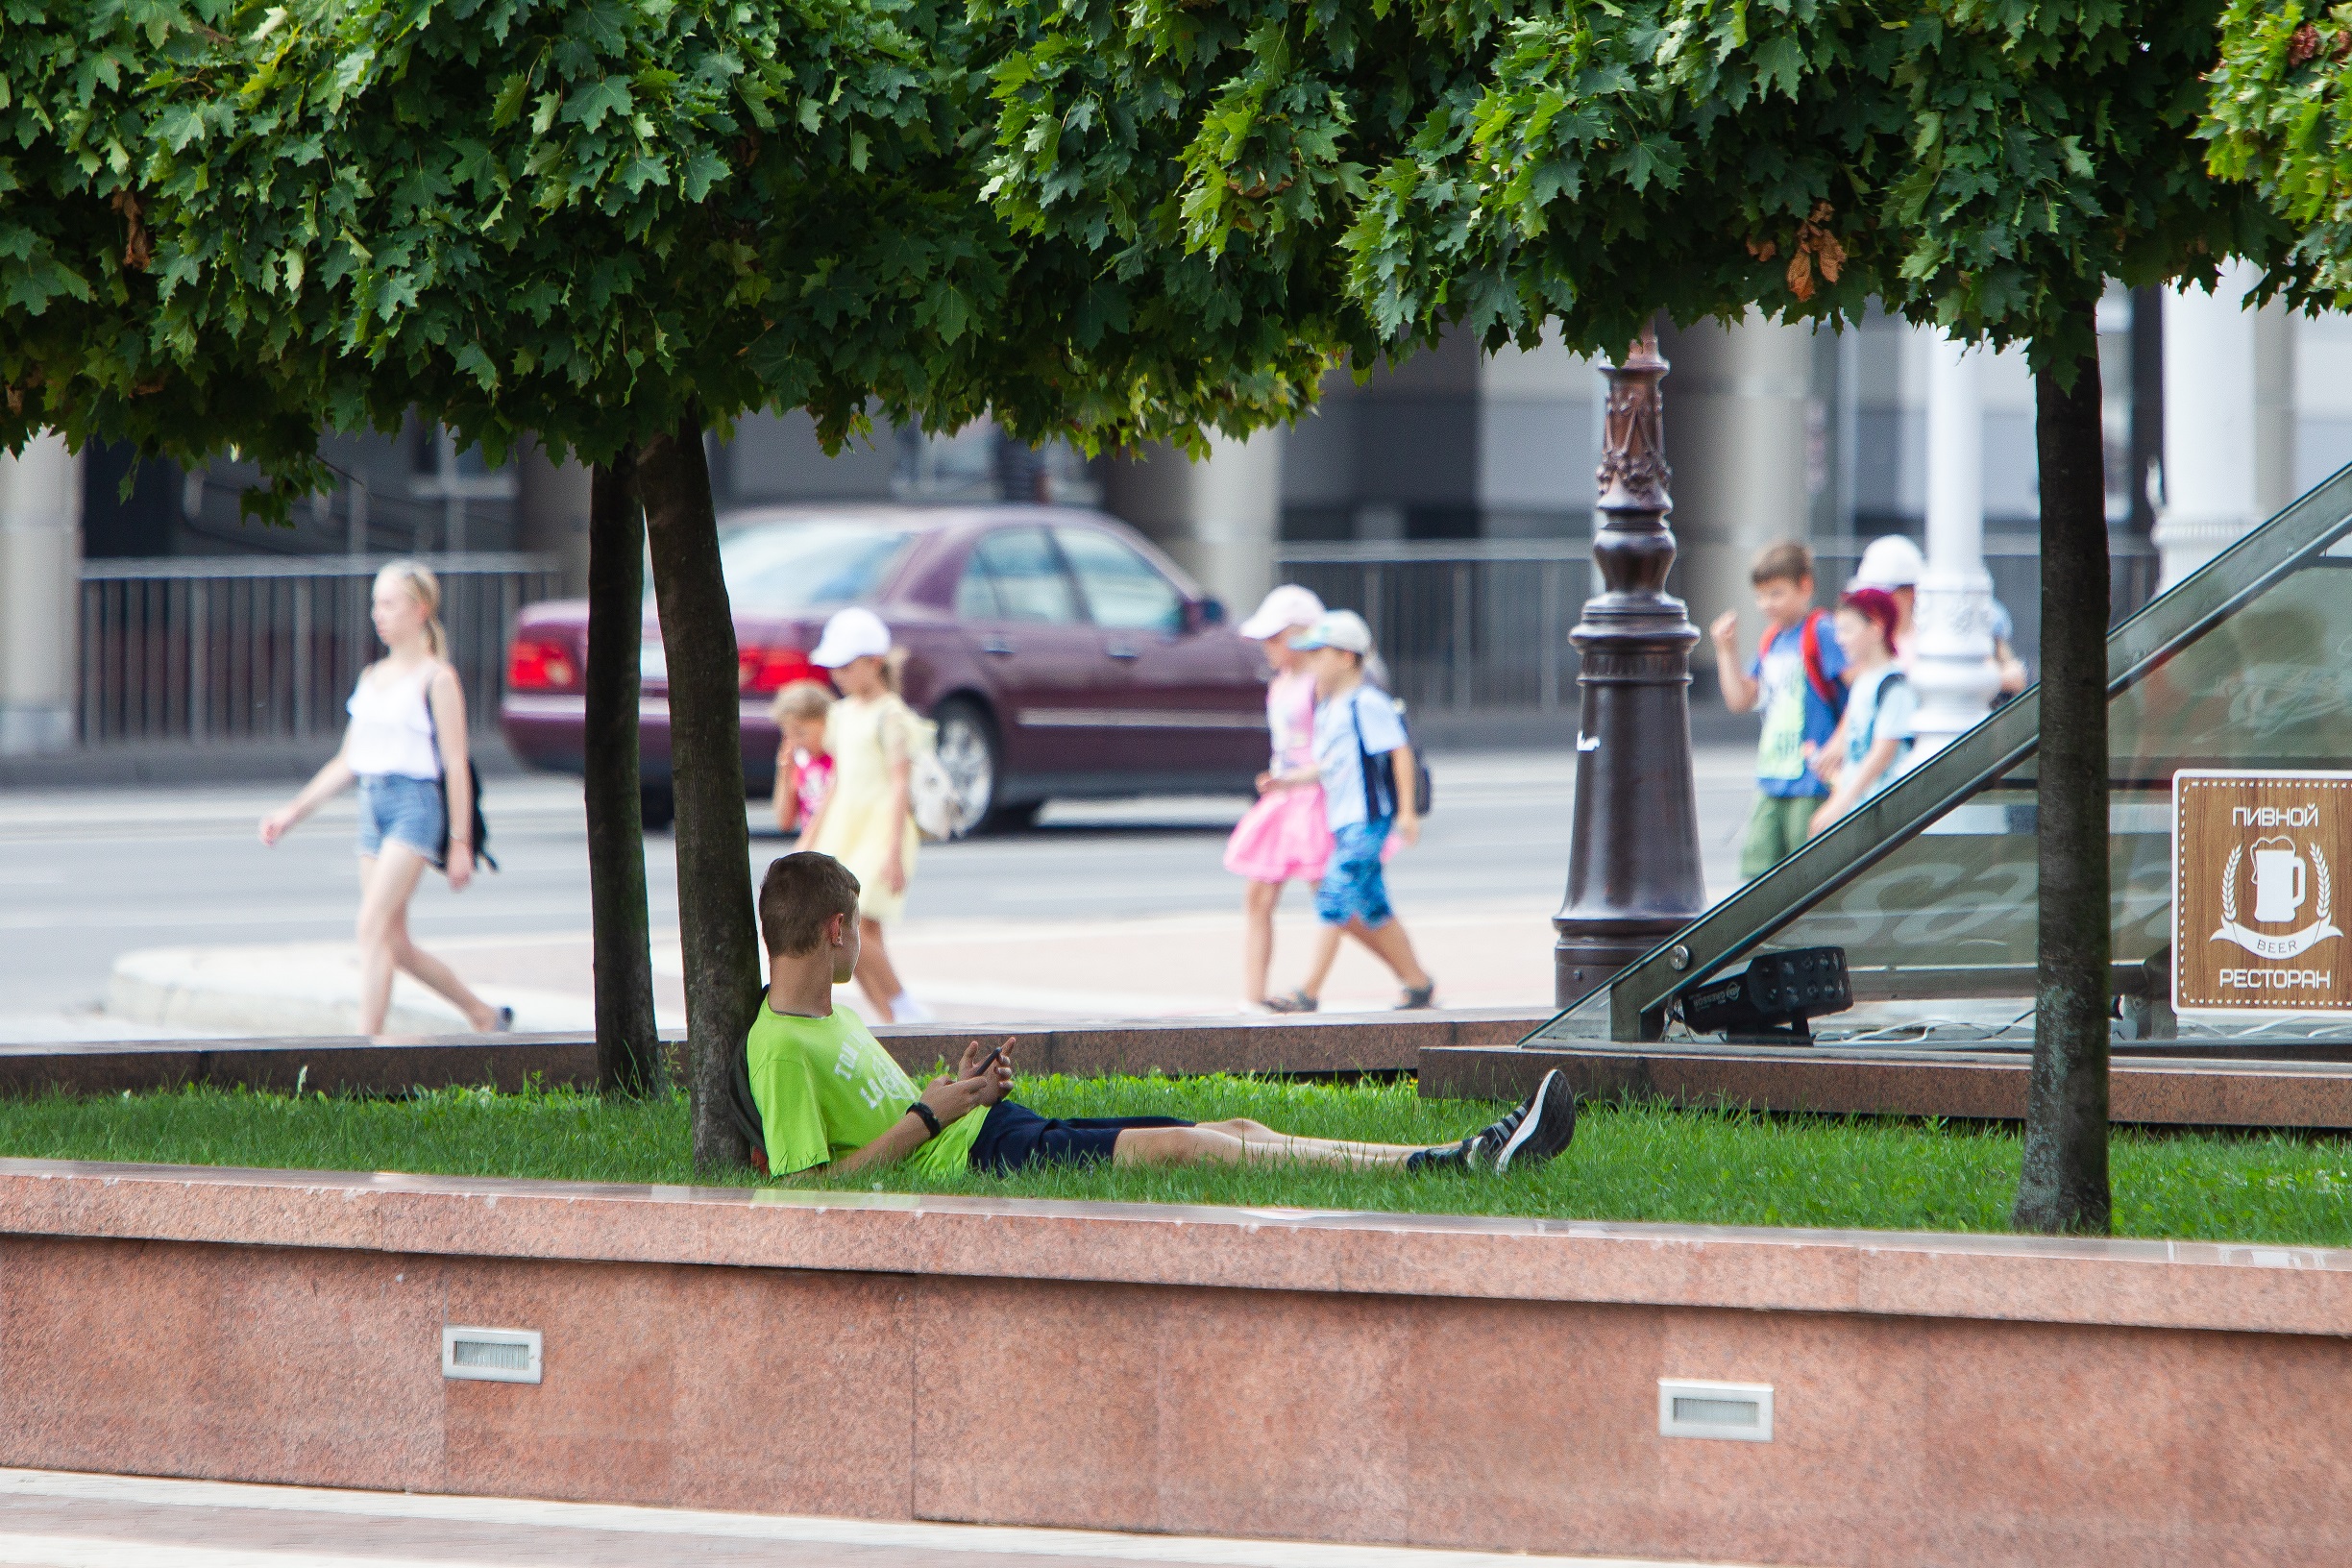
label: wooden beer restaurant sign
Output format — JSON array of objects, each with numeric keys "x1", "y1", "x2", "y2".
[{"x1": 2173, "y1": 771, "x2": 2352, "y2": 1014}]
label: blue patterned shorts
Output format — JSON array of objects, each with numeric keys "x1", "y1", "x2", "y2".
[{"x1": 1314, "y1": 818, "x2": 1394, "y2": 928}]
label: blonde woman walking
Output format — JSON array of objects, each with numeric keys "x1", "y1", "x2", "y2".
[{"x1": 259, "y1": 561, "x2": 510, "y2": 1037}]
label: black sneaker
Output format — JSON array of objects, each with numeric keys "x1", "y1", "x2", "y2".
[{"x1": 1470, "y1": 1069, "x2": 1578, "y2": 1173}]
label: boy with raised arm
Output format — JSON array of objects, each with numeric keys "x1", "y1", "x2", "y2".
[{"x1": 746, "y1": 851, "x2": 1578, "y2": 1177}]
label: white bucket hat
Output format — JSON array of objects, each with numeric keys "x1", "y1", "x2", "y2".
[
  {"x1": 809, "y1": 605, "x2": 893, "y2": 669},
  {"x1": 1237, "y1": 584, "x2": 1327, "y2": 641}
]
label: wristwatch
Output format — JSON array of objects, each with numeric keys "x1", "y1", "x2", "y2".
[{"x1": 908, "y1": 1101, "x2": 942, "y2": 1139}]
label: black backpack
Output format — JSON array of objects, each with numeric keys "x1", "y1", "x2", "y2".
[
  {"x1": 1353, "y1": 691, "x2": 1433, "y2": 820},
  {"x1": 425, "y1": 700, "x2": 497, "y2": 872}
]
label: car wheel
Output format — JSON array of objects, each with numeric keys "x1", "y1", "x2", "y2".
[
  {"x1": 640, "y1": 783, "x2": 675, "y2": 831},
  {"x1": 931, "y1": 698, "x2": 1001, "y2": 839}
]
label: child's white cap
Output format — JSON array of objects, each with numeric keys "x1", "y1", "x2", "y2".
[
  {"x1": 1289, "y1": 609, "x2": 1375, "y2": 655},
  {"x1": 1851, "y1": 534, "x2": 1925, "y2": 590},
  {"x1": 810, "y1": 606, "x2": 893, "y2": 669},
  {"x1": 1237, "y1": 584, "x2": 1326, "y2": 641}
]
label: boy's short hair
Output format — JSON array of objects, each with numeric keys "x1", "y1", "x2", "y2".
[
  {"x1": 1750, "y1": 541, "x2": 1816, "y2": 588},
  {"x1": 758, "y1": 852, "x2": 862, "y2": 957},
  {"x1": 769, "y1": 678, "x2": 834, "y2": 727}
]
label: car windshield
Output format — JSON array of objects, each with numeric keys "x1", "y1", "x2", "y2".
[{"x1": 645, "y1": 521, "x2": 915, "y2": 614}]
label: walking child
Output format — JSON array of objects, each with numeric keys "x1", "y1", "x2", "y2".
[
  {"x1": 800, "y1": 607, "x2": 932, "y2": 1023},
  {"x1": 1221, "y1": 584, "x2": 1333, "y2": 1011},
  {"x1": 1809, "y1": 588, "x2": 1917, "y2": 834},
  {"x1": 1709, "y1": 541, "x2": 1848, "y2": 881},
  {"x1": 769, "y1": 678, "x2": 837, "y2": 843},
  {"x1": 1264, "y1": 610, "x2": 1434, "y2": 1013}
]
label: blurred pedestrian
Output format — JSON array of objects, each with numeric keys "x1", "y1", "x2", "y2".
[
  {"x1": 1854, "y1": 532, "x2": 2029, "y2": 695},
  {"x1": 1265, "y1": 610, "x2": 1435, "y2": 1013},
  {"x1": 257, "y1": 561, "x2": 510, "y2": 1037},
  {"x1": 1810, "y1": 588, "x2": 1917, "y2": 834},
  {"x1": 801, "y1": 607, "x2": 933, "y2": 1023},
  {"x1": 770, "y1": 678, "x2": 837, "y2": 844},
  {"x1": 1710, "y1": 541, "x2": 1848, "y2": 881},
  {"x1": 1850, "y1": 534, "x2": 1924, "y2": 662},
  {"x1": 1221, "y1": 584, "x2": 1330, "y2": 1011}
]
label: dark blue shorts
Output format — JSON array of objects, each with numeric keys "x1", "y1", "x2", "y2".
[{"x1": 967, "y1": 1101, "x2": 1193, "y2": 1176}]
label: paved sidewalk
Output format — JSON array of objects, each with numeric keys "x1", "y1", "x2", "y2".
[
  {"x1": 0, "y1": 1469, "x2": 1760, "y2": 1568},
  {"x1": 61, "y1": 746, "x2": 1764, "y2": 1037}
]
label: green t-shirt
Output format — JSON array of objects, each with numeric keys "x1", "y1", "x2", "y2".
[{"x1": 745, "y1": 998, "x2": 986, "y2": 1178}]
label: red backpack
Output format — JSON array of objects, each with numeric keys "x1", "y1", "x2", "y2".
[{"x1": 1798, "y1": 610, "x2": 1848, "y2": 718}]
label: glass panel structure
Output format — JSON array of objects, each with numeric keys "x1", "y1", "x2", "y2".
[{"x1": 1532, "y1": 464, "x2": 2352, "y2": 1046}]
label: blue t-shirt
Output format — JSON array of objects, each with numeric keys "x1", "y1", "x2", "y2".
[
  {"x1": 1749, "y1": 614, "x2": 1848, "y2": 798},
  {"x1": 1313, "y1": 683, "x2": 1409, "y2": 830}
]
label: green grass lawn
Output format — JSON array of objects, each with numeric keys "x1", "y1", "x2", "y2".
[{"x1": 2, "y1": 1074, "x2": 2348, "y2": 1245}]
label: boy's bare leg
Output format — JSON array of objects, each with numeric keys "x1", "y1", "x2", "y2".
[
  {"x1": 1349, "y1": 917, "x2": 1431, "y2": 992},
  {"x1": 1240, "y1": 879, "x2": 1281, "y2": 1004},
  {"x1": 1294, "y1": 922, "x2": 1346, "y2": 1001},
  {"x1": 852, "y1": 917, "x2": 904, "y2": 1022}
]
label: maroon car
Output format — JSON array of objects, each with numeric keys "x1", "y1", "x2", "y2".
[{"x1": 503, "y1": 504, "x2": 1271, "y2": 830}]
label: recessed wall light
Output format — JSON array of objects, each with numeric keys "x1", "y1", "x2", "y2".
[
  {"x1": 442, "y1": 1326, "x2": 542, "y2": 1384},
  {"x1": 1658, "y1": 1379, "x2": 1773, "y2": 1441}
]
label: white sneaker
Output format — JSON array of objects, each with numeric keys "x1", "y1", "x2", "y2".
[{"x1": 891, "y1": 992, "x2": 937, "y2": 1023}]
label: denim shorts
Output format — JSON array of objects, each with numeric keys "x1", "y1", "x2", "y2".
[
  {"x1": 356, "y1": 772, "x2": 445, "y2": 865},
  {"x1": 1314, "y1": 817, "x2": 1394, "y2": 928},
  {"x1": 965, "y1": 1101, "x2": 1194, "y2": 1175}
]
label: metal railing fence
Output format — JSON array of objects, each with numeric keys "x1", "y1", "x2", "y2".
[
  {"x1": 79, "y1": 554, "x2": 564, "y2": 747},
  {"x1": 1275, "y1": 534, "x2": 2167, "y2": 717},
  {"x1": 1275, "y1": 541, "x2": 1591, "y2": 715}
]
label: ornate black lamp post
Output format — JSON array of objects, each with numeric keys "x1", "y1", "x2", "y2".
[{"x1": 1553, "y1": 325, "x2": 1710, "y2": 1004}]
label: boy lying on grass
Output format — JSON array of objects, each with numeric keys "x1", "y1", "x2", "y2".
[{"x1": 748, "y1": 851, "x2": 1578, "y2": 1178}]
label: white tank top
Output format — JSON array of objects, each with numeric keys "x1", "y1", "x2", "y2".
[{"x1": 345, "y1": 662, "x2": 443, "y2": 780}]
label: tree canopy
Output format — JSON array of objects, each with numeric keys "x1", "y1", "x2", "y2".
[
  {"x1": 2208, "y1": 0, "x2": 2352, "y2": 304},
  {"x1": 986, "y1": 0, "x2": 2304, "y2": 366},
  {"x1": 5, "y1": 0, "x2": 1365, "y2": 493}
]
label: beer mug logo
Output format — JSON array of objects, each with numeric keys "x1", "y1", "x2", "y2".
[
  {"x1": 2252, "y1": 838, "x2": 2307, "y2": 924},
  {"x1": 2214, "y1": 838, "x2": 2340, "y2": 960}
]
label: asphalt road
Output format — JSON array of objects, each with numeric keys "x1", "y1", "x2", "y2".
[{"x1": 0, "y1": 747, "x2": 1758, "y2": 1039}]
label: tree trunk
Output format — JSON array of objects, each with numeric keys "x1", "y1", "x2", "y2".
[
  {"x1": 638, "y1": 417, "x2": 759, "y2": 1171},
  {"x1": 584, "y1": 450, "x2": 662, "y2": 1095},
  {"x1": 2013, "y1": 320, "x2": 2113, "y2": 1235}
]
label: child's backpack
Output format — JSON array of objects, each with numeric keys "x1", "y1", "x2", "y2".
[
  {"x1": 904, "y1": 711, "x2": 960, "y2": 841},
  {"x1": 1353, "y1": 689, "x2": 1433, "y2": 821},
  {"x1": 1799, "y1": 609, "x2": 1847, "y2": 720}
]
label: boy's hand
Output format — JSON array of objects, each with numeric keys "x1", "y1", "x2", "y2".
[
  {"x1": 917, "y1": 1071, "x2": 993, "y2": 1125},
  {"x1": 956, "y1": 1036, "x2": 1016, "y2": 1078},
  {"x1": 1709, "y1": 609, "x2": 1740, "y2": 651},
  {"x1": 1396, "y1": 815, "x2": 1421, "y2": 848}
]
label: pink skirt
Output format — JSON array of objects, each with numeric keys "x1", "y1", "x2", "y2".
[{"x1": 1224, "y1": 785, "x2": 1334, "y2": 884}]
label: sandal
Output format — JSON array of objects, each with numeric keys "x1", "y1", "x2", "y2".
[
  {"x1": 1264, "y1": 990, "x2": 1320, "y2": 1014},
  {"x1": 1397, "y1": 982, "x2": 1436, "y2": 1011}
]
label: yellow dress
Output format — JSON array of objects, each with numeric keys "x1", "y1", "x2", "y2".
[{"x1": 812, "y1": 693, "x2": 921, "y2": 924}]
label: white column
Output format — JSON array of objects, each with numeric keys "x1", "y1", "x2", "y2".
[
  {"x1": 1102, "y1": 429, "x2": 1284, "y2": 615},
  {"x1": 2155, "y1": 261, "x2": 2263, "y2": 587},
  {"x1": 1909, "y1": 335, "x2": 2000, "y2": 758},
  {"x1": 1659, "y1": 311, "x2": 1812, "y2": 666},
  {"x1": 0, "y1": 432, "x2": 82, "y2": 755}
]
